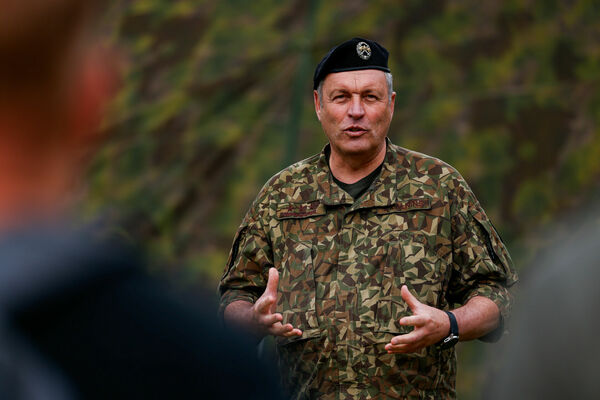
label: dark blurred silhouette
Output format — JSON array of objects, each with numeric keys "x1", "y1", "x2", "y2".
[
  {"x1": 486, "y1": 210, "x2": 600, "y2": 399},
  {"x1": 0, "y1": 1, "x2": 282, "y2": 399}
]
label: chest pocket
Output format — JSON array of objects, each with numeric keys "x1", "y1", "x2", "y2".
[
  {"x1": 362, "y1": 198, "x2": 446, "y2": 335},
  {"x1": 273, "y1": 201, "x2": 326, "y2": 341},
  {"x1": 373, "y1": 231, "x2": 440, "y2": 335}
]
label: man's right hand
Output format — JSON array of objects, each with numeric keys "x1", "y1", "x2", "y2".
[
  {"x1": 223, "y1": 267, "x2": 302, "y2": 340},
  {"x1": 251, "y1": 268, "x2": 303, "y2": 338}
]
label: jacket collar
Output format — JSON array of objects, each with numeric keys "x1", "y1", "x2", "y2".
[{"x1": 315, "y1": 137, "x2": 403, "y2": 210}]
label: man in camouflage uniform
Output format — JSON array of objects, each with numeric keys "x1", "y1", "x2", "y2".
[{"x1": 219, "y1": 37, "x2": 517, "y2": 399}]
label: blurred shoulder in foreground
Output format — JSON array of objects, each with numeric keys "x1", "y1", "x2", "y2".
[{"x1": 0, "y1": 223, "x2": 282, "y2": 399}]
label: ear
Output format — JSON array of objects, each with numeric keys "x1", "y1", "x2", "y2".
[
  {"x1": 389, "y1": 91, "x2": 396, "y2": 117},
  {"x1": 313, "y1": 90, "x2": 322, "y2": 121}
]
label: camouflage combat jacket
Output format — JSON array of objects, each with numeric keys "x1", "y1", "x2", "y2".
[{"x1": 219, "y1": 139, "x2": 517, "y2": 400}]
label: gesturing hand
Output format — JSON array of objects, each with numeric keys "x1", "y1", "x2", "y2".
[
  {"x1": 251, "y1": 267, "x2": 303, "y2": 338},
  {"x1": 385, "y1": 285, "x2": 450, "y2": 354}
]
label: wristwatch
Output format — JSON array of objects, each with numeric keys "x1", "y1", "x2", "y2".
[{"x1": 439, "y1": 311, "x2": 459, "y2": 349}]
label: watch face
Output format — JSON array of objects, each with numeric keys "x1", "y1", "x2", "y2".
[{"x1": 440, "y1": 334, "x2": 459, "y2": 350}]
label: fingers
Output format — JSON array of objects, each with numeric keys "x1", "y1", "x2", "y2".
[
  {"x1": 269, "y1": 322, "x2": 302, "y2": 337},
  {"x1": 385, "y1": 342, "x2": 416, "y2": 353},
  {"x1": 399, "y1": 315, "x2": 427, "y2": 327},
  {"x1": 401, "y1": 285, "x2": 421, "y2": 312},
  {"x1": 390, "y1": 330, "x2": 423, "y2": 346},
  {"x1": 385, "y1": 331, "x2": 424, "y2": 354},
  {"x1": 255, "y1": 308, "x2": 303, "y2": 337},
  {"x1": 281, "y1": 327, "x2": 303, "y2": 337},
  {"x1": 259, "y1": 312, "x2": 283, "y2": 326}
]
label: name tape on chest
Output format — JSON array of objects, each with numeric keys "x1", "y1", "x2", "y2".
[
  {"x1": 373, "y1": 197, "x2": 432, "y2": 215},
  {"x1": 276, "y1": 201, "x2": 325, "y2": 219}
]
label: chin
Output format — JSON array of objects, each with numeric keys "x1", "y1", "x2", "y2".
[
  {"x1": 335, "y1": 137, "x2": 376, "y2": 156},
  {"x1": 337, "y1": 144, "x2": 375, "y2": 157}
]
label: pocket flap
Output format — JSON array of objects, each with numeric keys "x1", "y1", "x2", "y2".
[{"x1": 375, "y1": 298, "x2": 412, "y2": 335}]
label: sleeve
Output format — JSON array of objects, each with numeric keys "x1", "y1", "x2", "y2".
[
  {"x1": 446, "y1": 175, "x2": 518, "y2": 340},
  {"x1": 218, "y1": 197, "x2": 274, "y2": 317}
]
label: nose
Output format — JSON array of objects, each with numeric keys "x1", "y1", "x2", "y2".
[{"x1": 347, "y1": 95, "x2": 365, "y2": 119}]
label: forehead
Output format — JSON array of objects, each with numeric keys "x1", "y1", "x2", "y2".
[{"x1": 322, "y1": 69, "x2": 387, "y2": 92}]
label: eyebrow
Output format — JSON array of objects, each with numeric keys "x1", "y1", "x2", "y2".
[{"x1": 328, "y1": 86, "x2": 383, "y2": 96}]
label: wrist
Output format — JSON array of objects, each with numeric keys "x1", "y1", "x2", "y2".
[{"x1": 438, "y1": 311, "x2": 459, "y2": 349}]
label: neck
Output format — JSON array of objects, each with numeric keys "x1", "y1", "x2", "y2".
[{"x1": 329, "y1": 141, "x2": 386, "y2": 184}]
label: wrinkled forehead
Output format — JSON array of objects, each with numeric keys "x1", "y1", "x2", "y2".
[{"x1": 321, "y1": 69, "x2": 388, "y2": 93}]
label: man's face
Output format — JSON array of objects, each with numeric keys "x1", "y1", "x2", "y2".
[{"x1": 314, "y1": 69, "x2": 395, "y2": 160}]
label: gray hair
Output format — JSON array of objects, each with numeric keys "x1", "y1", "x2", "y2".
[{"x1": 316, "y1": 71, "x2": 393, "y2": 108}]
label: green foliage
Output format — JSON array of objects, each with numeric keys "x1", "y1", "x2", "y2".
[{"x1": 84, "y1": 1, "x2": 600, "y2": 398}]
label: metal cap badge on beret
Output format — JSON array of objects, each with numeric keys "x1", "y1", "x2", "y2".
[{"x1": 313, "y1": 37, "x2": 390, "y2": 90}]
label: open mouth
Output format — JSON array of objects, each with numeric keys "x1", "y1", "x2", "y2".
[{"x1": 344, "y1": 126, "x2": 368, "y2": 136}]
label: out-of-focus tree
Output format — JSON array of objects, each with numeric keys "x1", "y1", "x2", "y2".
[{"x1": 84, "y1": 1, "x2": 600, "y2": 398}]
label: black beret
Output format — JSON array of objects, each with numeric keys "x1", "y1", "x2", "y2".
[{"x1": 313, "y1": 37, "x2": 390, "y2": 90}]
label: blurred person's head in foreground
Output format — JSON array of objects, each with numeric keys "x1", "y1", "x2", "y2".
[
  {"x1": 0, "y1": 0, "x2": 118, "y2": 231},
  {"x1": 0, "y1": 2, "x2": 284, "y2": 399}
]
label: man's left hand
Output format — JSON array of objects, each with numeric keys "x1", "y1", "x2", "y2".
[{"x1": 385, "y1": 285, "x2": 450, "y2": 354}]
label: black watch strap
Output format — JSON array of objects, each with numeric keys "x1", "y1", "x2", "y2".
[
  {"x1": 439, "y1": 311, "x2": 459, "y2": 349},
  {"x1": 446, "y1": 311, "x2": 458, "y2": 336}
]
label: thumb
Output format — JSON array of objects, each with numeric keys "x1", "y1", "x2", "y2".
[
  {"x1": 266, "y1": 268, "x2": 279, "y2": 314},
  {"x1": 401, "y1": 285, "x2": 421, "y2": 312},
  {"x1": 265, "y1": 267, "x2": 279, "y2": 297}
]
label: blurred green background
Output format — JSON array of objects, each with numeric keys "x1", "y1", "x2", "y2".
[{"x1": 84, "y1": 0, "x2": 600, "y2": 398}]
